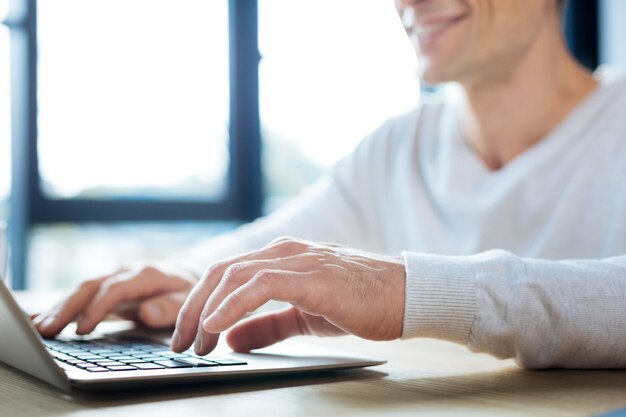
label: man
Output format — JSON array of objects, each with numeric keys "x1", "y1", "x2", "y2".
[{"x1": 34, "y1": 0, "x2": 626, "y2": 369}]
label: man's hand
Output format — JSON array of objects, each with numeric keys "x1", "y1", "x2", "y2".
[
  {"x1": 33, "y1": 263, "x2": 198, "y2": 338},
  {"x1": 171, "y1": 238, "x2": 406, "y2": 355}
]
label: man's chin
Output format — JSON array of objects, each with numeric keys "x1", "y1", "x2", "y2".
[{"x1": 418, "y1": 65, "x2": 450, "y2": 87}]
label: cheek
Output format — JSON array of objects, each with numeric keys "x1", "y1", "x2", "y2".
[
  {"x1": 416, "y1": 18, "x2": 476, "y2": 83},
  {"x1": 462, "y1": 1, "x2": 544, "y2": 67},
  {"x1": 484, "y1": 7, "x2": 543, "y2": 55},
  {"x1": 411, "y1": 0, "x2": 545, "y2": 84},
  {"x1": 470, "y1": 0, "x2": 542, "y2": 42}
]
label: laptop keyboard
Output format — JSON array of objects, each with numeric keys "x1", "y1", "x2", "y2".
[{"x1": 43, "y1": 339, "x2": 247, "y2": 373}]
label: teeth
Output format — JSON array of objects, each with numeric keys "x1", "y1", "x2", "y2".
[
  {"x1": 402, "y1": 8, "x2": 416, "y2": 29},
  {"x1": 415, "y1": 22, "x2": 449, "y2": 37}
]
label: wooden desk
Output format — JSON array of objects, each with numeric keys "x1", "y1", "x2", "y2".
[{"x1": 2, "y1": 293, "x2": 626, "y2": 417}]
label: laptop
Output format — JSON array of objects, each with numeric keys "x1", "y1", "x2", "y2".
[{"x1": 0, "y1": 233, "x2": 385, "y2": 392}]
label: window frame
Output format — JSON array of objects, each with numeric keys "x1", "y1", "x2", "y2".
[{"x1": 6, "y1": 0, "x2": 262, "y2": 289}]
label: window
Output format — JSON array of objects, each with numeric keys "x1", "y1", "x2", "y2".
[
  {"x1": 8, "y1": 0, "x2": 261, "y2": 289},
  {"x1": 259, "y1": 0, "x2": 419, "y2": 206},
  {"x1": 37, "y1": 0, "x2": 230, "y2": 201},
  {"x1": 0, "y1": 2, "x2": 10, "y2": 221},
  {"x1": 27, "y1": 222, "x2": 238, "y2": 290},
  {"x1": 600, "y1": 0, "x2": 626, "y2": 66}
]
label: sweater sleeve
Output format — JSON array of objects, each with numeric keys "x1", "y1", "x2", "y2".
[{"x1": 401, "y1": 249, "x2": 626, "y2": 369}]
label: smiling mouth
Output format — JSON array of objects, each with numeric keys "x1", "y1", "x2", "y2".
[{"x1": 413, "y1": 15, "x2": 467, "y2": 45}]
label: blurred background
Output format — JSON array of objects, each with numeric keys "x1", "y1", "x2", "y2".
[{"x1": 0, "y1": 0, "x2": 624, "y2": 290}]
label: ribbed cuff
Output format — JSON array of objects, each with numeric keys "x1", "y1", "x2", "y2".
[{"x1": 401, "y1": 251, "x2": 476, "y2": 344}]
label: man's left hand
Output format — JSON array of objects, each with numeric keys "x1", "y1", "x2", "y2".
[{"x1": 170, "y1": 237, "x2": 406, "y2": 355}]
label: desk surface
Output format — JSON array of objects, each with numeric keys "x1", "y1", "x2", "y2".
[{"x1": 2, "y1": 293, "x2": 626, "y2": 417}]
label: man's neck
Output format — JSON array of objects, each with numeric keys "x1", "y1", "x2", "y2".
[{"x1": 458, "y1": 25, "x2": 598, "y2": 171}]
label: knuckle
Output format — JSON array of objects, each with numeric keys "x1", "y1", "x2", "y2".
[
  {"x1": 307, "y1": 252, "x2": 330, "y2": 263},
  {"x1": 137, "y1": 264, "x2": 159, "y2": 277},
  {"x1": 201, "y1": 261, "x2": 224, "y2": 282},
  {"x1": 273, "y1": 237, "x2": 306, "y2": 252},
  {"x1": 78, "y1": 278, "x2": 99, "y2": 292},
  {"x1": 198, "y1": 305, "x2": 211, "y2": 322},
  {"x1": 199, "y1": 300, "x2": 218, "y2": 322},
  {"x1": 224, "y1": 262, "x2": 242, "y2": 276},
  {"x1": 228, "y1": 289, "x2": 244, "y2": 306},
  {"x1": 199, "y1": 270, "x2": 211, "y2": 285},
  {"x1": 101, "y1": 278, "x2": 124, "y2": 293},
  {"x1": 176, "y1": 304, "x2": 192, "y2": 324},
  {"x1": 223, "y1": 263, "x2": 247, "y2": 284},
  {"x1": 268, "y1": 236, "x2": 290, "y2": 246},
  {"x1": 253, "y1": 269, "x2": 275, "y2": 287}
]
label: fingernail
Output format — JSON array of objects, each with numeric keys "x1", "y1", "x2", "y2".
[
  {"x1": 141, "y1": 303, "x2": 163, "y2": 324},
  {"x1": 203, "y1": 310, "x2": 220, "y2": 331},
  {"x1": 171, "y1": 330, "x2": 181, "y2": 351},
  {"x1": 75, "y1": 319, "x2": 89, "y2": 335}
]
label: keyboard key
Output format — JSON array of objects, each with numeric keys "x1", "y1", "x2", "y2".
[
  {"x1": 105, "y1": 356, "x2": 136, "y2": 361},
  {"x1": 86, "y1": 358, "x2": 116, "y2": 363},
  {"x1": 76, "y1": 363, "x2": 99, "y2": 369},
  {"x1": 208, "y1": 358, "x2": 248, "y2": 366},
  {"x1": 133, "y1": 363, "x2": 166, "y2": 370},
  {"x1": 94, "y1": 361, "x2": 121, "y2": 367},
  {"x1": 50, "y1": 353, "x2": 74, "y2": 361},
  {"x1": 140, "y1": 346, "x2": 171, "y2": 353},
  {"x1": 175, "y1": 357, "x2": 220, "y2": 367},
  {"x1": 57, "y1": 348, "x2": 85, "y2": 354},
  {"x1": 121, "y1": 350, "x2": 145, "y2": 355},
  {"x1": 74, "y1": 354, "x2": 105, "y2": 360},
  {"x1": 67, "y1": 362, "x2": 89, "y2": 367},
  {"x1": 151, "y1": 350, "x2": 175, "y2": 356},
  {"x1": 72, "y1": 343, "x2": 101, "y2": 349},
  {"x1": 99, "y1": 344, "x2": 131, "y2": 351},
  {"x1": 120, "y1": 359, "x2": 149, "y2": 364},
  {"x1": 130, "y1": 343, "x2": 163, "y2": 350},
  {"x1": 105, "y1": 365, "x2": 138, "y2": 371},
  {"x1": 86, "y1": 367, "x2": 110, "y2": 372},
  {"x1": 90, "y1": 349, "x2": 119, "y2": 355},
  {"x1": 134, "y1": 354, "x2": 160, "y2": 360},
  {"x1": 154, "y1": 360, "x2": 193, "y2": 369},
  {"x1": 159, "y1": 353, "x2": 190, "y2": 359}
]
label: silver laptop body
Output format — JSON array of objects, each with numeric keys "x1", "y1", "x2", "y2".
[{"x1": 0, "y1": 272, "x2": 385, "y2": 392}]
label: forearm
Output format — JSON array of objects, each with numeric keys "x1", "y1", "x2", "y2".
[{"x1": 402, "y1": 250, "x2": 626, "y2": 369}]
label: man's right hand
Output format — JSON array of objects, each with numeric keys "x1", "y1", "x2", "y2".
[{"x1": 33, "y1": 263, "x2": 198, "y2": 338}]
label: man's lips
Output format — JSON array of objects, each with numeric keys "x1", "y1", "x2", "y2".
[
  {"x1": 416, "y1": 15, "x2": 465, "y2": 39},
  {"x1": 403, "y1": 10, "x2": 468, "y2": 45}
]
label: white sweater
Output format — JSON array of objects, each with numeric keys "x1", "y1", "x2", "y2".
[{"x1": 172, "y1": 69, "x2": 626, "y2": 369}]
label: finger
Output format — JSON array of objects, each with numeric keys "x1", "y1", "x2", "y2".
[
  {"x1": 32, "y1": 313, "x2": 46, "y2": 327},
  {"x1": 36, "y1": 278, "x2": 104, "y2": 338},
  {"x1": 137, "y1": 291, "x2": 188, "y2": 328},
  {"x1": 226, "y1": 307, "x2": 307, "y2": 352},
  {"x1": 34, "y1": 268, "x2": 132, "y2": 337},
  {"x1": 171, "y1": 241, "x2": 309, "y2": 353},
  {"x1": 75, "y1": 269, "x2": 190, "y2": 335},
  {"x1": 193, "y1": 255, "x2": 319, "y2": 355},
  {"x1": 202, "y1": 270, "x2": 313, "y2": 334}
]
